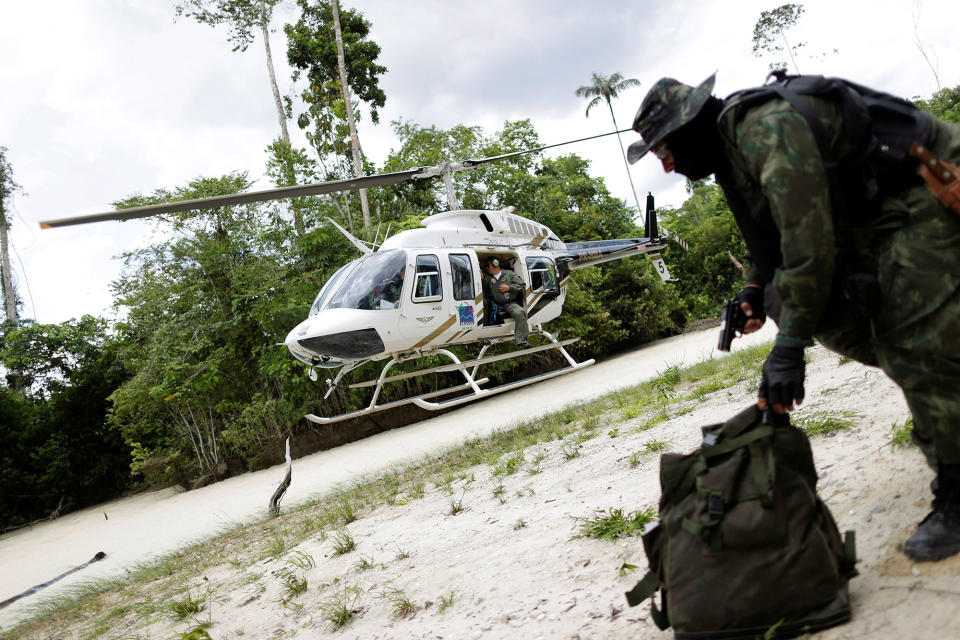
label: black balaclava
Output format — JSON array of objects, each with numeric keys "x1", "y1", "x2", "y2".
[{"x1": 664, "y1": 96, "x2": 726, "y2": 180}]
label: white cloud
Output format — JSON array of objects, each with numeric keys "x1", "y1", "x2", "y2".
[{"x1": 1, "y1": 0, "x2": 958, "y2": 324}]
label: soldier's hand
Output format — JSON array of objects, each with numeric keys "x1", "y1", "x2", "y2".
[
  {"x1": 734, "y1": 285, "x2": 766, "y2": 334},
  {"x1": 757, "y1": 346, "x2": 805, "y2": 414},
  {"x1": 498, "y1": 284, "x2": 509, "y2": 293}
]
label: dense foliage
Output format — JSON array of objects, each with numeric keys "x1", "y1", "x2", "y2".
[{"x1": 24, "y1": 6, "x2": 960, "y2": 530}]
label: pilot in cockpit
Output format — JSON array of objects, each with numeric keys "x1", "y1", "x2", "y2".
[{"x1": 369, "y1": 266, "x2": 405, "y2": 310}]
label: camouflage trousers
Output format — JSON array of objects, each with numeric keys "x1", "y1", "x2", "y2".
[{"x1": 818, "y1": 119, "x2": 960, "y2": 467}]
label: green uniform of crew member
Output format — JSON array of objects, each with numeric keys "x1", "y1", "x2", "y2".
[
  {"x1": 482, "y1": 257, "x2": 530, "y2": 348},
  {"x1": 629, "y1": 73, "x2": 960, "y2": 562}
]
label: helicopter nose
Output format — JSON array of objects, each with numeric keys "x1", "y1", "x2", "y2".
[{"x1": 297, "y1": 327, "x2": 385, "y2": 360}]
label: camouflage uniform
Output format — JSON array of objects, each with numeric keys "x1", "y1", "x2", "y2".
[
  {"x1": 716, "y1": 95, "x2": 960, "y2": 467},
  {"x1": 483, "y1": 269, "x2": 530, "y2": 345},
  {"x1": 630, "y1": 72, "x2": 960, "y2": 561}
]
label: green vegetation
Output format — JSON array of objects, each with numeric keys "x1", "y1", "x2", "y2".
[
  {"x1": 319, "y1": 585, "x2": 362, "y2": 630},
  {"x1": 164, "y1": 591, "x2": 207, "y2": 622},
  {"x1": 438, "y1": 590, "x2": 457, "y2": 612},
  {"x1": 572, "y1": 506, "x2": 657, "y2": 541},
  {"x1": 793, "y1": 410, "x2": 858, "y2": 436},
  {"x1": 330, "y1": 529, "x2": 356, "y2": 556},
  {"x1": 891, "y1": 417, "x2": 915, "y2": 448},
  {"x1": 642, "y1": 440, "x2": 672, "y2": 454},
  {"x1": 380, "y1": 586, "x2": 418, "y2": 619}
]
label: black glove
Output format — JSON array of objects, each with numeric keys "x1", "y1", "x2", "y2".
[
  {"x1": 758, "y1": 346, "x2": 805, "y2": 409},
  {"x1": 734, "y1": 286, "x2": 766, "y2": 324}
]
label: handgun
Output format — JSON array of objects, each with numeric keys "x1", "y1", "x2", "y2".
[{"x1": 717, "y1": 299, "x2": 747, "y2": 352}]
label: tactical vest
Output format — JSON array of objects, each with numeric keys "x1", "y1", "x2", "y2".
[{"x1": 716, "y1": 73, "x2": 932, "y2": 286}]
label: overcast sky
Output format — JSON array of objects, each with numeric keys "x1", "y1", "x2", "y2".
[{"x1": 1, "y1": 0, "x2": 957, "y2": 324}]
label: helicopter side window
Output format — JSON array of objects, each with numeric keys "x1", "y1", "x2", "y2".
[
  {"x1": 413, "y1": 255, "x2": 442, "y2": 303},
  {"x1": 525, "y1": 256, "x2": 559, "y2": 294},
  {"x1": 449, "y1": 254, "x2": 474, "y2": 301}
]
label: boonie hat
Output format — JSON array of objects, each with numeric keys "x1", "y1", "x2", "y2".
[{"x1": 627, "y1": 73, "x2": 717, "y2": 163}]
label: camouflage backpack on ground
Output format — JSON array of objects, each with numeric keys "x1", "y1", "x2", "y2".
[{"x1": 626, "y1": 405, "x2": 858, "y2": 639}]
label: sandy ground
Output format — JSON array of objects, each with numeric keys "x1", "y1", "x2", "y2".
[
  {"x1": 0, "y1": 323, "x2": 775, "y2": 630},
  {"x1": 5, "y1": 324, "x2": 960, "y2": 638}
]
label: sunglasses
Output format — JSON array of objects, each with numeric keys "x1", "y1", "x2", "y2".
[{"x1": 653, "y1": 142, "x2": 671, "y2": 160}]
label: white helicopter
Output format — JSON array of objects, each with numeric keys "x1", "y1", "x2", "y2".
[{"x1": 41, "y1": 137, "x2": 677, "y2": 424}]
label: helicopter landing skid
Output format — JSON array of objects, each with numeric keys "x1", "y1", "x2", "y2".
[{"x1": 305, "y1": 330, "x2": 594, "y2": 424}]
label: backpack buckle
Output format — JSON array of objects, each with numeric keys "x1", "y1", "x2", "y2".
[{"x1": 707, "y1": 491, "x2": 724, "y2": 517}]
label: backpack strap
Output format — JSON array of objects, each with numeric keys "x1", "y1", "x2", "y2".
[
  {"x1": 625, "y1": 570, "x2": 660, "y2": 607},
  {"x1": 625, "y1": 573, "x2": 672, "y2": 631},
  {"x1": 842, "y1": 529, "x2": 859, "y2": 579}
]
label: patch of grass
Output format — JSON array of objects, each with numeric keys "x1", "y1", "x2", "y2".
[
  {"x1": 608, "y1": 428, "x2": 620, "y2": 438},
  {"x1": 571, "y1": 506, "x2": 657, "y2": 541},
  {"x1": 172, "y1": 623, "x2": 214, "y2": 639},
  {"x1": 531, "y1": 446, "x2": 548, "y2": 465},
  {"x1": 617, "y1": 562, "x2": 639, "y2": 576},
  {"x1": 689, "y1": 379, "x2": 725, "y2": 401},
  {"x1": 628, "y1": 451, "x2": 643, "y2": 468},
  {"x1": 794, "y1": 410, "x2": 858, "y2": 436},
  {"x1": 351, "y1": 555, "x2": 376, "y2": 572},
  {"x1": 318, "y1": 585, "x2": 362, "y2": 630},
  {"x1": 498, "y1": 449, "x2": 525, "y2": 476},
  {"x1": 643, "y1": 440, "x2": 671, "y2": 454},
  {"x1": 438, "y1": 590, "x2": 457, "y2": 613},
  {"x1": 513, "y1": 518, "x2": 528, "y2": 530},
  {"x1": 448, "y1": 490, "x2": 467, "y2": 515},
  {"x1": 380, "y1": 586, "x2": 418, "y2": 618},
  {"x1": 491, "y1": 481, "x2": 505, "y2": 498},
  {"x1": 891, "y1": 416, "x2": 914, "y2": 448},
  {"x1": 631, "y1": 408, "x2": 668, "y2": 433},
  {"x1": 285, "y1": 550, "x2": 315, "y2": 570},
  {"x1": 562, "y1": 444, "x2": 581, "y2": 460},
  {"x1": 574, "y1": 429, "x2": 598, "y2": 443},
  {"x1": 276, "y1": 567, "x2": 308, "y2": 600},
  {"x1": 394, "y1": 547, "x2": 413, "y2": 561},
  {"x1": 265, "y1": 536, "x2": 286, "y2": 560},
  {"x1": 330, "y1": 529, "x2": 356, "y2": 556},
  {"x1": 335, "y1": 497, "x2": 355, "y2": 525},
  {"x1": 653, "y1": 363, "x2": 682, "y2": 400},
  {"x1": 409, "y1": 480, "x2": 425, "y2": 499},
  {"x1": 164, "y1": 590, "x2": 207, "y2": 622}
]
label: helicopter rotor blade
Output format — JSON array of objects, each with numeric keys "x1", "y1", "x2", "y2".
[
  {"x1": 39, "y1": 127, "x2": 635, "y2": 230},
  {"x1": 461, "y1": 128, "x2": 633, "y2": 168},
  {"x1": 39, "y1": 167, "x2": 430, "y2": 229}
]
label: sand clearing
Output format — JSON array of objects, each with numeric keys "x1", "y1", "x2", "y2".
[{"x1": 3, "y1": 323, "x2": 960, "y2": 638}]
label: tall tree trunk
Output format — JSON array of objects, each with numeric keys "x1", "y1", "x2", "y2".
[
  {"x1": 259, "y1": 0, "x2": 305, "y2": 238},
  {"x1": 606, "y1": 100, "x2": 644, "y2": 219},
  {"x1": 0, "y1": 216, "x2": 18, "y2": 325},
  {"x1": 330, "y1": 0, "x2": 371, "y2": 228}
]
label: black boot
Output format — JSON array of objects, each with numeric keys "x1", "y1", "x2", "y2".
[{"x1": 903, "y1": 464, "x2": 960, "y2": 562}]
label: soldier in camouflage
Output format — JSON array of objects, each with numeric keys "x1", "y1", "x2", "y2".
[{"x1": 628, "y1": 73, "x2": 960, "y2": 562}]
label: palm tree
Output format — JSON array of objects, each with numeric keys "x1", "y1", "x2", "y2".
[{"x1": 575, "y1": 72, "x2": 643, "y2": 216}]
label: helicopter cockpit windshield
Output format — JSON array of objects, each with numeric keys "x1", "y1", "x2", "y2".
[{"x1": 324, "y1": 249, "x2": 407, "y2": 311}]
